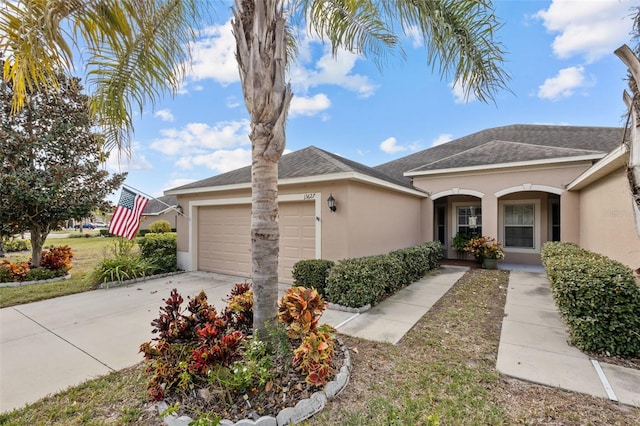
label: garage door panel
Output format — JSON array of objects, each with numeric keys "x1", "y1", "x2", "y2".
[
  {"x1": 198, "y1": 205, "x2": 251, "y2": 277},
  {"x1": 198, "y1": 202, "x2": 315, "y2": 283}
]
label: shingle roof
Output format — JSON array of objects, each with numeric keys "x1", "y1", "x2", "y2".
[
  {"x1": 143, "y1": 195, "x2": 177, "y2": 214},
  {"x1": 408, "y1": 140, "x2": 602, "y2": 173},
  {"x1": 170, "y1": 146, "x2": 412, "y2": 192},
  {"x1": 168, "y1": 125, "x2": 625, "y2": 194},
  {"x1": 375, "y1": 124, "x2": 624, "y2": 184}
]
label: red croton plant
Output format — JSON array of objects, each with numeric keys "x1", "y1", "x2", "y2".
[
  {"x1": 140, "y1": 283, "x2": 337, "y2": 402},
  {"x1": 0, "y1": 245, "x2": 73, "y2": 282}
]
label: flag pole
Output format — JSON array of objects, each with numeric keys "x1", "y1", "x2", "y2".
[{"x1": 122, "y1": 184, "x2": 190, "y2": 220}]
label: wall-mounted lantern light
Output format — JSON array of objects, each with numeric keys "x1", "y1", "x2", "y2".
[
  {"x1": 327, "y1": 194, "x2": 337, "y2": 212},
  {"x1": 176, "y1": 205, "x2": 184, "y2": 215}
]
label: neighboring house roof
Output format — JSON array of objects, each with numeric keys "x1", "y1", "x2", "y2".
[
  {"x1": 143, "y1": 195, "x2": 177, "y2": 215},
  {"x1": 376, "y1": 124, "x2": 625, "y2": 184},
  {"x1": 168, "y1": 146, "x2": 418, "y2": 194}
]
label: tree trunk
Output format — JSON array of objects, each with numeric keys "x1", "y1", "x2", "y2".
[
  {"x1": 29, "y1": 226, "x2": 48, "y2": 267},
  {"x1": 232, "y1": 0, "x2": 293, "y2": 335},
  {"x1": 615, "y1": 45, "x2": 640, "y2": 237}
]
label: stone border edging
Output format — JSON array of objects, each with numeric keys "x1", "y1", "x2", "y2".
[
  {"x1": 158, "y1": 338, "x2": 352, "y2": 426},
  {"x1": 98, "y1": 271, "x2": 185, "y2": 289},
  {"x1": 326, "y1": 302, "x2": 370, "y2": 313},
  {"x1": 0, "y1": 273, "x2": 71, "y2": 288}
]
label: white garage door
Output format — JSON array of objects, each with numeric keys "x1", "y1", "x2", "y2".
[{"x1": 197, "y1": 202, "x2": 316, "y2": 283}]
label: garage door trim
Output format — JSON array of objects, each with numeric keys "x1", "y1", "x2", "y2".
[{"x1": 185, "y1": 193, "x2": 323, "y2": 272}]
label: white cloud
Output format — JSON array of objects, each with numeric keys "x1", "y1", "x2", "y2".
[
  {"x1": 150, "y1": 120, "x2": 251, "y2": 155},
  {"x1": 534, "y1": 0, "x2": 633, "y2": 63},
  {"x1": 175, "y1": 148, "x2": 252, "y2": 173},
  {"x1": 164, "y1": 178, "x2": 196, "y2": 191},
  {"x1": 405, "y1": 25, "x2": 423, "y2": 48},
  {"x1": 289, "y1": 42, "x2": 378, "y2": 98},
  {"x1": 380, "y1": 137, "x2": 406, "y2": 154},
  {"x1": 290, "y1": 93, "x2": 331, "y2": 117},
  {"x1": 432, "y1": 134, "x2": 453, "y2": 146},
  {"x1": 449, "y1": 80, "x2": 477, "y2": 104},
  {"x1": 185, "y1": 21, "x2": 377, "y2": 99},
  {"x1": 104, "y1": 143, "x2": 153, "y2": 172},
  {"x1": 187, "y1": 21, "x2": 239, "y2": 85},
  {"x1": 537, "y1": 66, "x2": 592, "y2": 100},
  {"x1": 154, "y1": 109, "x2": 174, "y2": 122},
  {"x1": 225, "y1": 96, "x2": 241, "y2": 109}
]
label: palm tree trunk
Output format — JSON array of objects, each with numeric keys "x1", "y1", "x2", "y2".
[{"x1": 232, "y1": 0, "x2": 293, "y2": 334}]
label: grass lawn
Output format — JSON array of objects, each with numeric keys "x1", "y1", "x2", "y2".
[
  {"x1": 1, "y1": 269, "x2": 638, "y2": 425},
  {"x1": 0, "y1": 236, "x2": 119, "y2": 308}
]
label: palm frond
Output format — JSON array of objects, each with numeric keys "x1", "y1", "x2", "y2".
[
  {"x1": 289, "y1": 0, "x2": 401, "y2": 69},
  {"x1": 1, "y1": 0, "x2": 201, "y2": 150},
  {"x1": 83, "y1": 0, "x2": 201, "y2": 150},
  {"x1": 387, "y1": 0, "x2": 510, "y2": 103}
]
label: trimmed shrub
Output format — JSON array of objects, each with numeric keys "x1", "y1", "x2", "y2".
[
  {"x1": 148, "y1": 220, "x2": 172, "y2": 233},
  {"x1": 291, "y1": 259, "x2": 335, "y2": 296},
  {"x1": 541, "y1": 242, "x2": 640, "y2": 356},
  {"x1": 4, "y1": 238, "x2": 30, "y2": 252},
  {"x1": 325, "y1": 241, "x2": 443, "y2": 308},
  {"x1": 325, "y1": 255, "x2": 403, "y2": 308},
  {"x1": 138, "y1": 232, "x2": 177, "y2": 274},
  {"x1": 390, "y1": 242, "x2": 444, "y2": 285},
  {"x1": 24, "y1": 267, "x2": 65, "y2": 281}
]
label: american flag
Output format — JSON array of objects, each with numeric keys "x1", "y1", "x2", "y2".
[{"x1": 109, "y1": 188, "x2": 149, "y2": 240}]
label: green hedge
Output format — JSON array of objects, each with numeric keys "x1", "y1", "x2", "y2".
[
  {"x1": 291, "y1": 259, "x2": 335, "y2": 296},
  {"x1": 325, "y1": 242, "x2": 443, "y2": 308},
  {"x1": 541, "y1": 242, "x2": 640, "y2": 356},
  {"x1": 3, "y1": 239, "x2": 30, "y2": 252},
  {"x1": 138, "y1": 232, "x2": 177, "y2": 274}
]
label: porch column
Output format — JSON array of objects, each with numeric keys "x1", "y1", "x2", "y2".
[
  {"x1": 482, "y1": 193, "x2": 499, "y2": 239},
  {"x1": 560, "y1": 190, "x2": 580, "y2": 244},
  {"x1": 422, "y1": 197, "x2": 434, "y2": 242}
]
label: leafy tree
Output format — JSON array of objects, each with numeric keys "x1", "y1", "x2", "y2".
[
  {"x1": 1, "y1": 0, "x2": 508, "y2": 334},
  {"x1": 0, "y1": 69, "x2": 126, "y2": 266}
]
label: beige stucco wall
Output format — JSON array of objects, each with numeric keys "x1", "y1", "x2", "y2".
[
  {"x1": 578, "y1": 168, "x2": 640, "y2": 270},
  {"x1": 173, "y1": 179, "x2": 426, "y2": 272},
  {"x1": 342, "y1": 181, "x2": 424, "y2": 258},
  {"x1": 412, "y1": 162, "x2": 591, "y2": 264}
]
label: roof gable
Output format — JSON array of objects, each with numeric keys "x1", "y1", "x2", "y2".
[
  {"x1": 408, "y1": 140, "x2": 602, "y2": 173},
  {"x1": 375, "y1": 124, "x2": 624, "y2": 183},
  {"x1": 169, "y1": 146, "x2": 411, "y2": 192}
]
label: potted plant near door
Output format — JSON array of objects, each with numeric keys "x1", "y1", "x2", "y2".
[
  {"x1": 464, "y1": 236, "x2": 505, "y2": 269},
  {"x1": 452, "y1": 233, "x2": 471, "y2": 260}
]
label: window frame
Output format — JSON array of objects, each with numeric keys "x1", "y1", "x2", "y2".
[
  {"x1": 499, "y1": 199, "x2": 541, "y2": 253},
  {"x1": 452, "y1": 202, "x2": 482, "y2": 240}
]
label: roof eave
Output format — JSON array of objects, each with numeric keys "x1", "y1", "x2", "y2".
[
  {"x1": 567, "y1": 145, "x2": 628, "y2": 191},
  {"x1": 404, "y1": 154, "x2": 606, "y2": 177},
  {"x1": 165, "y1": 172, "x2": 427, "y2": 198}
]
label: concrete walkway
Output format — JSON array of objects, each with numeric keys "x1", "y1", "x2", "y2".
[
  {"x1": 0, "y1": 266, "x2": 466, "y2": 413},
  {"x1": 497, "y1": 271, "x2": 640, "y2": 408}
]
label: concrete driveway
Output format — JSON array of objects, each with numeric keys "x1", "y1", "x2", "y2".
[{"x1": 1, "y1": 267, "x2": 466, "y2": 412}]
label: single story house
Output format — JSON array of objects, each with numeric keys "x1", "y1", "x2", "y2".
[
  {"x1": 139, "y1": 195, "x2": 180, "y2": 230},
  {"x1": 166, "y1": 124, "x2": 640, "y2": 282}
]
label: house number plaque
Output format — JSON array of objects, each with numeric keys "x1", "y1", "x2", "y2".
[{"x1": 304, "y1": 193, "x2": 316, "y2": 200}]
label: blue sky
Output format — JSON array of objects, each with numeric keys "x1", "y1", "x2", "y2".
[{"x1": 105, "y1": 0, "x2": 638, "y2": 201}]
